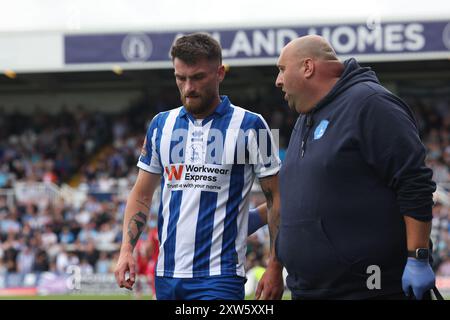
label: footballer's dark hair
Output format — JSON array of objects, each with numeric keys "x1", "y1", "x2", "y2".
[{"x1": 170, "y1": 33, "x2": 222, "y2": 65}]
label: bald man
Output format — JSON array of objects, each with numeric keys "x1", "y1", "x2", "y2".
[{"x1": 271, "y1": 35, "x2": 437, "y2": 300}]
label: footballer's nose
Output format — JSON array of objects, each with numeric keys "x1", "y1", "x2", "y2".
[{"x1": 185, "y1": 79, "x2": 197, "y2": 94}]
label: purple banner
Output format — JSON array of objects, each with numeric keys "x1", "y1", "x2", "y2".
[{"x1": 65, "y1": 20, "x2": 450, "y2": 64}]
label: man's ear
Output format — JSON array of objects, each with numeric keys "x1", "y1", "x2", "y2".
[
  {"x1": 303, "y1": 58, "x2": 315, "y2": 79},
  {"x1": 217, "y1": 64, "x2": 226, "y2": 82}
]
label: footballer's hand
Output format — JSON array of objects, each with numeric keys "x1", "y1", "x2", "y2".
[
  {"x1": 114, "y1": 250, "x2": 136, "y2": 290},
  {"x1": 255, "y1": 260, "x2": 284, "y2": 300}
]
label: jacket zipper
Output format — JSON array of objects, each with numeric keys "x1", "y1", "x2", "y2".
[{"x1": 300, "y1": 114, "x2": 314, "y2": 158}]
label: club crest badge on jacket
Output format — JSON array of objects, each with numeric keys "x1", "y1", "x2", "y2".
[{"x1": 314, "y1": 120, "x2": 329, "y2": 140}]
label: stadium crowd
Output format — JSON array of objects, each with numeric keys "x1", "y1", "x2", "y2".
[
  {"x1": 0, "y1": 94, "x2": 449, "y2": 294},
  {"x1": 408, "y1": 97, "x2": 450, "y2": 276}
]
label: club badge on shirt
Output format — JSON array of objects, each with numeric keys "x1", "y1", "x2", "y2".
[{"x1": 314, "y1": 120, "x2": 329, "y2": 140}]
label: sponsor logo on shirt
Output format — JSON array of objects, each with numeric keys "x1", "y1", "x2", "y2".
[{"x1": 164, "y1": 164, "x2": 231, "y2": 191}]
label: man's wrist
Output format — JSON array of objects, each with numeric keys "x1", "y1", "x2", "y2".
[
  {"x1": 407, "y1": 248, "x2": 430, "y2": 260},
  {"x1": 120, "y1": 243, "x2": 134, "y2": 253},
  {"x1": 267, "y1": 257, "x2": 283, "y2": 270}
]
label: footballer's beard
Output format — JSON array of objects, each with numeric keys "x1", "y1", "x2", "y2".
[{"x1": 181, "y1": 90, "x2": 217, "y2": 117}]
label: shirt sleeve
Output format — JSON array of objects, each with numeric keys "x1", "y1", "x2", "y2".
[
  {"x1": 248, "y1": 114, "x2": 281, "y2": 179},
  {"x1": 356, "y1": 93, "x2": 436, "y2": 221},
  {"x1": 137, "y1": 114, "x2": 163, "y2": 174}
]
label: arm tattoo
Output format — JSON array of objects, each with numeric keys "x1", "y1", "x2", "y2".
[
  {"x1": 136, "y1": 199, "x2": 150, "y2": 210},
  {"x1": 127, "y1": 211, "x2": 147, "y2": 248},
  {"x1": 268, "y1": 212, "x2": 280, "y2": 251},
  {"x1": 261, "y1": 182, "x2": 278, "y2": 253}
]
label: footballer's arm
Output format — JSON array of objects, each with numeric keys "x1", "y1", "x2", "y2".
[
  {"x1": 114, "y1": 169, "x2": 160, "y2": 290},
  {"x1": 255, "y1": 174, "x2": 284, "y2": 300}
]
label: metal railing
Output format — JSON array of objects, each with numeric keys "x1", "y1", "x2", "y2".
[
  {"x1": 0, "y1": 188, "x2": 15, "y2": 208},
  {"x1": 13, "y1": 181, "x2": 64, "y2": 206},
  {"x1": 0, "y1": 182, "x2": 86, "y2": 209}
]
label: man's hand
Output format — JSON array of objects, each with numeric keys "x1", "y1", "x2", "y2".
[
  {"x1": 255, "y1": 260, "x2": 284, "y2": 300},
  {"x1": 402, "y1": 257, "x2": 435, "y2": 299},
  {"x1": 114, "y1": 250, "x2": 136, "y2": 290}
]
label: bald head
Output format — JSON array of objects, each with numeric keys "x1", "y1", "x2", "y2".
[
  {"x1": 284, "y1": 35, "x2": 338, "y2": 61},
  {"x1": 275, "y1": 35, "x2": 343, "y2": 114}
]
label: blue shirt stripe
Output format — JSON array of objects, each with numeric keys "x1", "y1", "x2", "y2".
[
  {"x1": 163, "y1": 190, "x2": 183, "y2": 277},
  {"x1": 192, "y1": 191, "x2": 218, "y2": 276},
  {"x1": 157, "y1": 177, "x2": 165, "y2": 243},
  {"x1": 254, "y1": 116, "x2": 273, "y2": 168},
  {"x1": 155, "y1": 111, "x2": 170, "y2": 170},
  {"x1": 169, "y1": 111, "x2": 189, "y2": 164},
  {"x1": 221, "y1": 163, "x2": 244, "y2": 275},
  {"x1": 220, "y1": 111, "x2": 261, "y2": 274},
  {"x1": 139, "y1": 116, "x2": 158, "y2": 165},
  {"x1": 206, "y1": 107, "x2": 234, "y2": 164}
]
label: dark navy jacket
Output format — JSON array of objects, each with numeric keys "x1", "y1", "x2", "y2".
[{"x1": 277, "y1": 58, "x2": 436, "y2": 299}]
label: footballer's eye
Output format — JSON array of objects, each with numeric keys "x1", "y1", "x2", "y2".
[
  {"x1": 192, "y1": 74, "x2": 206, "y2": 81},
  {"x1": 175, "y1": 75, "x2": 186, "y2": 81}
]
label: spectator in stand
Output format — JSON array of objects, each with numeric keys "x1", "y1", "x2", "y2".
[
  {"x1": 77, "y1": 222, "x2": 98, "y2": 244},
  {"x1": 56, "y1": 250, "x2": 79, "y2": 274},
  {"x1": 41, "y1": 225, "x2": 58, "y2": 249},
  {"x1": 33, "y1": 249, "x2": 50, "y2": 272},
  {"x1": 59, "y1": 226, "x2": 75, "y2": 245},
  {"x1": 437, "y1": 256, "x2": 450, "y2": 276},
  {"x1": 79, "y1": 257, "x2": 94, "y2": 274},
  {"x1": 96, "y1": 251, "x2": 112, "y2": 274},
  {"x1": 96, "y1": 223, "x2": 118, "y2": 250},
  {"x1": 16, "y1": 246, "x2": 35, "y2": 274},
  {"x1": 81, "y1": 241, "x2": 99, "y2": 268},
  {"x1": 0, "y1": 212, "x2": 21, "y2": 235}
]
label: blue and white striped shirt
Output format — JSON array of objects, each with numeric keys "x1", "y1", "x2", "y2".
[{"x1": 137, "y1": 96, "x2": 280, "y2": 278}]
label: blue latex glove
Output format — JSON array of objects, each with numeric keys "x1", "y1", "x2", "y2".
[
  {"x1": 248, "y1": 207, "x2": 265, "y2": 235},
  {"x1": 401, "y1": 257, "x2": 435, "y2": 300}
]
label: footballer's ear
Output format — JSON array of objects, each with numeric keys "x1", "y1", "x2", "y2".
[{"x1": 217, "y1": 64, "x2": 226, "y2": 82}]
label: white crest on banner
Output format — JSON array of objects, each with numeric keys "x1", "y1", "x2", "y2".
[{"x1": 121, "y1": 33, "x2": 153, "y2": 62}]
